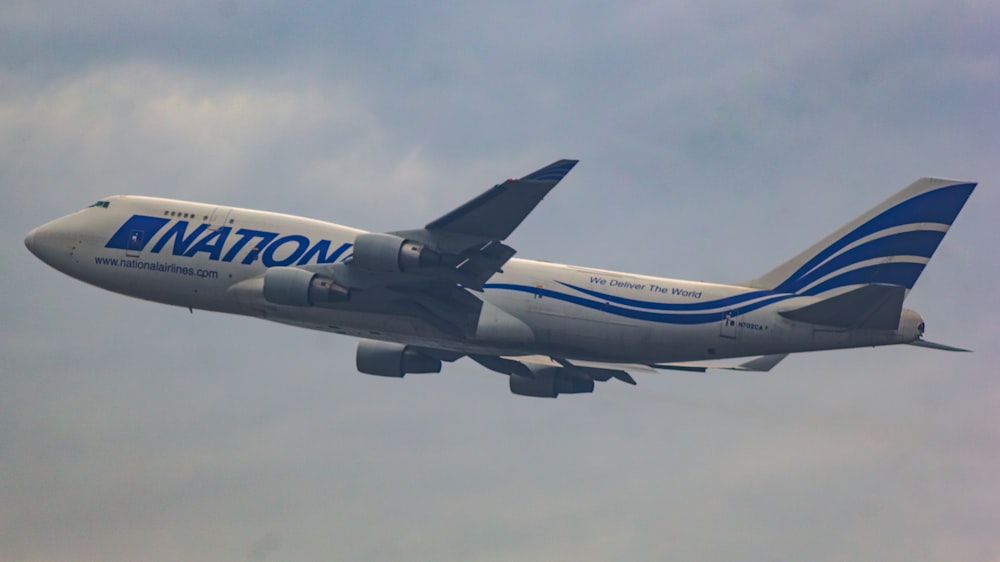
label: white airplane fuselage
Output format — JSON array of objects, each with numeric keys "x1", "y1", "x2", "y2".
[{"x1": 25, "y1": 195, "x2": 922, "y2": 365}]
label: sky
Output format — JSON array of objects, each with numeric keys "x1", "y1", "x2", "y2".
[{"x1": 2, "y1": 1, "x2": 999, "y2": 560}]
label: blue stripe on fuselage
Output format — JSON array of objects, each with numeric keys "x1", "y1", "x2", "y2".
[
  {"x1": 484, "y1": 283, "x2": 794, "y2": 324},
  {"x1": 557, "y1": 282, "x2": 777, "y2": 311}
]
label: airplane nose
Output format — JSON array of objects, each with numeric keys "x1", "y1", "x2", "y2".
[
  {"x1": 24, "y1": 222, "x2": 72, "y2": 268},
  {"x1": 24, "y1": 227, "x2": 41, "y2": 257}
]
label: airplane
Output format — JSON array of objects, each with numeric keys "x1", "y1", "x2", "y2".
[{"x1": 24, "y1": 160, "x2": 976, "y2": 397}]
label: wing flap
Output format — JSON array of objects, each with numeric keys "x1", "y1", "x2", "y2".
[
  {"x1": 651, "y1": 353, "x2": 789, "y2": 373},
  {"x1": 473, "y1": 355, "x2": 636, "y2": 385},
  {"x1": 452, "y1": 240, "x2": 517, "y2": 290}
]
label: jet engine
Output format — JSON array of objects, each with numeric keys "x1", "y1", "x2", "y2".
[
  {"x1": 509, "y1": 366, "x2": 595, "y2": 398},
  {"x1": 352, "y1": 233, "x2": 442, "y2": 272},
  {"x1": 356, "y1": 340, "x2": 442, "y2": 377},
  {"x1": 262, "y1": 266, "x2": 350, "y2": 307}
]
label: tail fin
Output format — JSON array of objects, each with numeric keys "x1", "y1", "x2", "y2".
[{"x1": 747, "y1": 177, "x2": 976, "y2": 296}]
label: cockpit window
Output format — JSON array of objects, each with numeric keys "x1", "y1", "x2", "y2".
[{"x1": 88, "y1": 201, "x2": 111, "y2": 209}]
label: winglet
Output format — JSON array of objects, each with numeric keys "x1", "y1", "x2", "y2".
[{"x1": 521, "y1": 159, "x2": 579, "y2": 182}]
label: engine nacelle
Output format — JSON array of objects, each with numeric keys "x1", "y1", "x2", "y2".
[
  {"x1": 262, "y1": 266, "x2": 350, "y2": 307},
  {"x1": 509, "y1": 366, "x2": 596, "y2": 398},
  {"x1": 356, "y1": 340, "x2": 442, "y2": 378},
  {"x1": 352, "y1": 233, "x2": 442, "y2": 272}
]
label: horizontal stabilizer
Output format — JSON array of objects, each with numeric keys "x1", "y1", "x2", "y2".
[
  {"x1": 779, "y1": 284, "x2": 905, "y2": 330},
  {"x1": 907, "y1": 339, "x2": 971, "y2": 352}
]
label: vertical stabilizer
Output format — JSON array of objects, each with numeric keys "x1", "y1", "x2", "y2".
[{"x1": 747, "y1": 178, "x2": 976, "y2": 295}]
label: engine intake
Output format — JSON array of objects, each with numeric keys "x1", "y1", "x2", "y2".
[
  {"x1": 509, "y1": 367, "x2": 595, "y2": 398},
  {"x1": 352, "y1": 233, "x2": 442, "y2": 272},
  {"x1": 262, "y1": 266, "x2": 350, "y2": 307},
  {"x1": 356, "y1": 340, "x2": 442, "y2": 377}
]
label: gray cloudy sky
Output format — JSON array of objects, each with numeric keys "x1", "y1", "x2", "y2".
[{"x1": 2, "y1": 1, "x2": 999, "y2": 561}]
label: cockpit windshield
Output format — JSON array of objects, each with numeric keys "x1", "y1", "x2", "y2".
[{"x1": 88, "y1": 201, "x2": 110, "y2": 209}]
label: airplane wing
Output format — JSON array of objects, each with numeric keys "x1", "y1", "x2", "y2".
[
  {"x1": 466, "y1": 353, "x2": 789, "y2": 397},
  {"x1": 649, "y1": 353, "x2": 789, "y2": 373},
  {"x1": 299, "y1": 159, "x2": 578, "y2": 337},
  {"x1": 424, "y1": 159, "x2": 579, "y2": 239},
  {"x1": 516, "y1": 353, "x2": 790, "y2": 374},
  {"x1": 391, "y1": 158, "x2": 579, "y2": 289}
]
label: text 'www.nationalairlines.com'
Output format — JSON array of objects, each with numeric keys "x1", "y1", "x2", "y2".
[{"x1": 95, "y1": 256, "x2": 219, "y2": 279}]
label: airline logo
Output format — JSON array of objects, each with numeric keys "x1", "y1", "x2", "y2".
[{"x1": 105, "y1": 214, "x2": 352, "y2": 267}]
